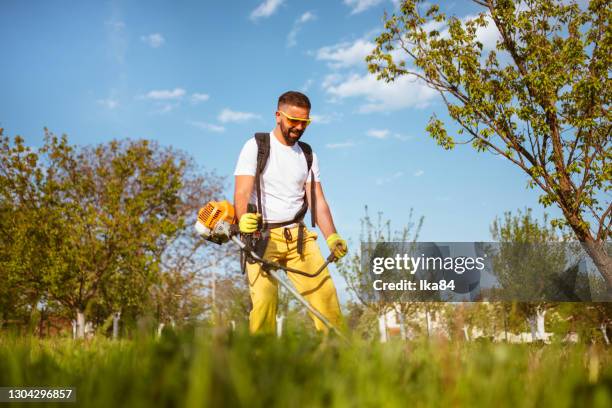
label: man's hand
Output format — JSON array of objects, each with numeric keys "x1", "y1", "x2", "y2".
[
  {"x1": 326, "y1": 233, "x2": 348, "y2": 259},
  {"x1": 239, "y1": 213, "x2": 261, "y2": 233}
]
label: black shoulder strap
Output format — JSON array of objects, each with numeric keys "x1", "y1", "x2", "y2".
[
  {"x1": 254, "y1": 133, "x2": 270, "y2": 220},
  {"x1": 252, "y1": 134, "x2": 317, "y2": 229},
  {"x1": 297, "y1": 141, "x2": 313, "y2": 171},
  {"x1": 298, "y1": 141, "x2": 316, "y2": 228}
]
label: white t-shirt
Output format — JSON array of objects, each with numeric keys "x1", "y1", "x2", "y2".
[{"x1": 234, "y1": 132, "x2": 320, "y2": 224}]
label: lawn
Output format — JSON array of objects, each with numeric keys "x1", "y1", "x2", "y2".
[{"x1": 1, "y1": 328, "x2": 611, "y2": 407}]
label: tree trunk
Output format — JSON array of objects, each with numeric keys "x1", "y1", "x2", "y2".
[
  {"x1": 600, "y1": 323, "x2": 610, "y2": 345},
  {"x1": 463, "y1": 325, "x2": 470, "y2": 341},
  {"x1": 503, "y1": 305, "x2": 509, "y2": 342},
  {"x1": 536, "y1": 308, "x2": 547, "y2": 341},
  {"x1": 425, "y1": 309, "x2": 433, "y2": 338},
  {"x1": 398, "y1": 316, "x2": 407, "y2": 340},
  {"x1": 527, "y1": 316, "x2": 537, "y2": 342},
  {"x1": 38, "y1": 308, "x2": 45, "y2": 338},
  {"x1": 378, "y1": 313, "x2": 388, "y2": 343},
  {"x1": 396, "y1": 306, "x2": 407, "y2": 340},
  {"x1": 581, "y1": 240, "x2": 612, "y2": 297},
  {"x1": 276, "y1": 314, "x2": 284, "y2": 338},
  {"x1": 76, "y1": 309, "x2": 86, "y2": 339},
  {"x1": 112, "y1": 312, "x2": 121, "y2": 340}
]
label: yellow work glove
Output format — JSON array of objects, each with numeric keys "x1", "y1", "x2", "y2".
[
  {"x1": 326, "y1": 233, "x2": 348, "y2": 259},
  {"x1": 239, "y1": 212, "x2": 261, "y2": 233}
]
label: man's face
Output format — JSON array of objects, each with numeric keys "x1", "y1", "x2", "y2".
[{"x1": 276, "y1": 104, "x2": 310, "y2": 146}]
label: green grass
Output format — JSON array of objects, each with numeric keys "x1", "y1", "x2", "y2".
[{"x1": 1, "y1": 328, "x2": 611, "y2": 408}]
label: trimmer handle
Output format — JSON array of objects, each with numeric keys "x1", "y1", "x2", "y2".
[
  {"x1": 326, "y1": 252, "x2": 338, "y2": 263},
  {"x1": 327, "y1": 238, "x2": 348, "y2": 263},
  {"x1": 246, "y1": 203, "x2": 263, "y2": 231}
]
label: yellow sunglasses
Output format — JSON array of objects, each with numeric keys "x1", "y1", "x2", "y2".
[{"x1": 278, "y1": 110, "x2": 312, "y2": 127}]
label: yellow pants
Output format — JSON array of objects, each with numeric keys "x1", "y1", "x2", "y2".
[{"x1": 246, "y1": 225, "x2": 343, "y2": 334}]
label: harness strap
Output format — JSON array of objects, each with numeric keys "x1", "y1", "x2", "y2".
[
  {"x1": 297, "y1": 223, "x2": 305, "y2": 255},
  {"x1": 297, "y1": 140, "x2": 316, "y2": 228},
  {"x1": 252, "y1": 132, "x2": 316, "y2": 256}
]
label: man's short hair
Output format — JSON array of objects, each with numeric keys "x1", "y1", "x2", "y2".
[{"x1": 278, "y1": 91, "x2": 311, "y2": 110}]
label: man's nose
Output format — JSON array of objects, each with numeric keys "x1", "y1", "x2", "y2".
[{"x1": 294, "y1": 121, "x2": 307, "y2": 130}]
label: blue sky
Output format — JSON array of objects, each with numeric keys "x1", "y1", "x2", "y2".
[{"x1": 1, "y1": 0, "x2": 565, "y2": 295}]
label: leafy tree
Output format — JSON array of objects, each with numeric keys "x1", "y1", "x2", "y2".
[
  {"x1": 367, "y1": 0, "x2": 611, "y2": 288},
  {"x1": 0, "y1": 129, "x2": 224, "y2": 337},
  {"x1": 555, "y1": 302, "x2": 612, "y2": 343},
  {"x1": 489, "y1": 208, "x2": 586, "y2": 340},
  {"x1": 213, "y1": 275, "x2": 251, "y2": 328},
  {"x1": 150, "y1": 269, "x2": 208, "y2": 327},
  {"x1": 338, "y1": 206, "x2": 423, "y2": 341},
  {"x1": 0, "y1": 128, "x2": 59, "y2": 329},
  {"x1": 120, "y1": 139, "x2": 228, "y2": 333},
  {"x1": 491, "y1": 209, "x2": 569, "y2": 293},
  {"x1": 586, "y1": 302, "x2": 612, "y2": 344},
  {"x1": 445, "y1": 303, "x2": 492, "y2": 341},
  {"x1": 344, "y1": 300, "x2": 378, "y2": 339}
]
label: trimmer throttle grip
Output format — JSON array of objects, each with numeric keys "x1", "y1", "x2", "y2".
[{"x1": 246, "y1": 203, "x2": 263, "y2": 231}]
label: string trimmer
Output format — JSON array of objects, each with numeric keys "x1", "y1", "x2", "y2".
[{"x1": 195, "y1": 200, "x2": 345, "y2": 338}]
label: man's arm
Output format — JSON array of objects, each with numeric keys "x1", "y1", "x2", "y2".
[
  {"x1": 234, "y1": 175, "x2": 255, "y2": 220},
  {"x1": 306, "y1": 181, "x2": 337, "y2": 239}
]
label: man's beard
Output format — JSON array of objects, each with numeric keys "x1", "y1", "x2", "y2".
[{"x1": 280, "y1": 121, "x2": 304, "y2": 145}]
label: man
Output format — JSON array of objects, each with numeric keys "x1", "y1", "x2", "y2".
[{"x1": 233, "y1": 90, "x2": 347, "y2": 334}]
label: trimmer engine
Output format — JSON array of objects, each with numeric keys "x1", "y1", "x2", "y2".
[{"x1": 195, "y1": 200, "x2": 237, "y2": 244}]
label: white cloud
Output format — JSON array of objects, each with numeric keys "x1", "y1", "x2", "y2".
[
  {"x1": 105, "y1": 20, "x2": 125, "y2": 31},
  {"x1": 367, "y1": 129, "x2": 389, "y2": 139},
  {"x1": 143, "y1": 88, "x2": 186, "y2": 100},
  {"x1": 250, "y1": 0, "x2": 284, "y2": 21},
  {"x1": 287, "y1": 11, "x2": 316, "y2": 48},
  {"x1": 154, "y1": 103, "x2": 177, "y2": 114},
  {"x1": 301, "y1": 79, "x2": 314, "y2": 92},
  {"x1": 105, "y1": 20, "x2": 127, "y2": 65},
  {"x1": 376, "y1": 171, "x2": 404, "y2": 185},
  {"x1": 188, "y1": 121, "x2": 226, "y2": 133},
  {"x1": 141, "y1": 33, "x2": 165, "y2": 48},
  {"x1": 191, "y1": 93, "x2": 210, "y2": 103},
  {"x1": 421, "y1": 19, "x2": 446, "y2": 34},
  {"x1": 97, "y1": 98, "x2": 119, "y2": 109},
  {"x1": 311, "y1": 114, "x2": 330, "y2": 124},
  {"x1": 473, "y1": 15, "x2": 500, "y2": 51},
  {"x1": 324, "y1": 73, "x2": 437, "y2": 113},
  {"x1": 414, "y1": 169, "x2": 425, "y2": 177},
  {"x1": 315, "y1": 39, "x2": 375, "y2": 69},
  {"x1": 287, "y1": 31, "x2": 299, "y2": 48},
  {"x1": 298, "y1": 11, "x2": 316, "y2": 24},
  {"x1": 322, "y1": 73, "x2": 343, "y2": 89},
  {"x1": 326, "y1": 141, "x2": 355, "y2": 149},
  {"x1": 310, "y1": 112, "x2": 342, "y2": 125},
  {"x1": 393, "y1": 133, "x2": 412, "y2": 141},
  {"x1": 344, "y1": 0, "x2": 384, "y2": 14},
  {"x1": 218, "y1": 108, "x2": 261, "y2": 123}
]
